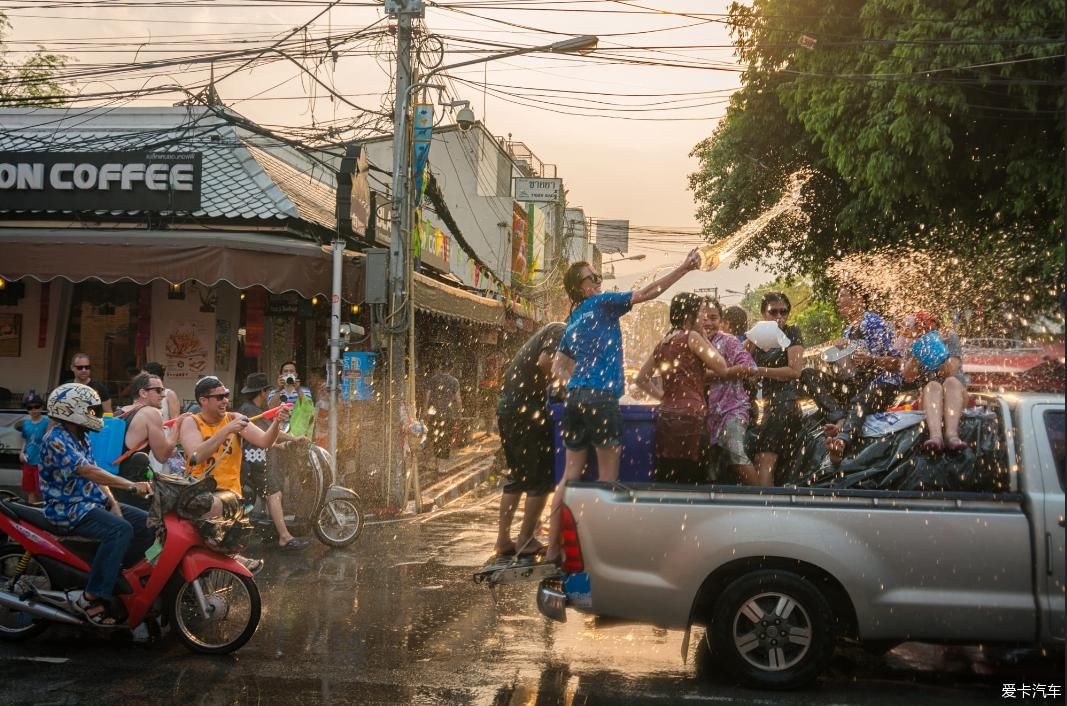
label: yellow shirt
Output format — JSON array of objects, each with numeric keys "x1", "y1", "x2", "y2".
[{"x1": 187, "y1": 413, "x2": 242, "y2": 494}]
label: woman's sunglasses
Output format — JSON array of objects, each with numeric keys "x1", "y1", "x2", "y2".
[
  {"x1": 582, "y1": 273, "x2": 603, "y2": 285},
  {"x1": 767, "y1": 308, "x2": 790, "y2": 316}
]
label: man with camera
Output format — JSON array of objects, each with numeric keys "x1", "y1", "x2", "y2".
[{"x1": 268, "y1": 361, "x2": 313, "y2": 407}]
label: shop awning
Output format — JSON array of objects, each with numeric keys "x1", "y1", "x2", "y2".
[
  {"x1": 413, "y1": 271, "x2": 504, "y2": 327},
  {"x1": 0, "y1": 228, "x2": 362, "y2": 300}
]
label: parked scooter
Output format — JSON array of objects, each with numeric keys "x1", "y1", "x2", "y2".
[
  {"x1": 0, "y1": 479, "x2": 261, "y2": 654},
  {"x1": 256, "y1": 442, "x2": 363, "y2": 548}
]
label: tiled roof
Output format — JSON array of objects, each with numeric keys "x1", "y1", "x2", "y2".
[{"x1": 0, "y1": 107, "x2": 336, "y2": 228}]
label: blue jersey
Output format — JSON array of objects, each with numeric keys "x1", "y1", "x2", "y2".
[{"x1": 559, "y1": 291, "x2": 634, "y2": 396}]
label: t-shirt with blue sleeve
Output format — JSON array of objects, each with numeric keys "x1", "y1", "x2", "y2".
[
  {"x1": 39, "y1": 425, "x2": 109, "y2": 529},
  {"x1": 558, "y1": 291, "x2": 634, "y2": 396}
]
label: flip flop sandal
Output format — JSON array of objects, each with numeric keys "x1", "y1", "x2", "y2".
[{"x1": 73, "y1": 593, "x2": 121, "y2": 628}]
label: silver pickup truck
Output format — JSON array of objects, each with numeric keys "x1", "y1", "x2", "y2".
[{"x1": 537, "y1": 393, "x2": 1065, "y2": 689}]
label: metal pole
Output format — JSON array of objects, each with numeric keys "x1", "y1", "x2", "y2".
[
  {"x1": 386, "y1": 0, "x2": 417, "y2": 509},
  {"x1": 328, "y1": 238, "x2": 343, "y2": 467}
]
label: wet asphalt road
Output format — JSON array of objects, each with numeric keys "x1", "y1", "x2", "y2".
[{"x1": 0, "y1": 486, "x2": 1061, "y2": 706}]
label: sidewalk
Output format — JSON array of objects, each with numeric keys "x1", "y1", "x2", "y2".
[{"x1": 409, "y1": 431, "x2": 501, "y2": 513}]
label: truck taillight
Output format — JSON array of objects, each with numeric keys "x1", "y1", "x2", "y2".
[{"x1": 560, "y1": 504, "x2": 584, "y2": 573}]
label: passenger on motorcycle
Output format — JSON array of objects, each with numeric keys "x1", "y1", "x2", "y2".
[
  {"x1": 38, "y1": 383, "x2": 154, "y2": 626},
  {"x1": 178, "y1": 375, "x2": 290, "y2": 518}
]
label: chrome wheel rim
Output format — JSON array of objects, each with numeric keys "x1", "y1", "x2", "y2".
[
  {"x1": 174, "y1": 569, "x2": 253, "y2": 649},
  {"x1": 731, "y1": 591, "x2": 813, "y2": 672},
  {"x1": 318, "y1": 498, "x2": 361, "y2": 543}
]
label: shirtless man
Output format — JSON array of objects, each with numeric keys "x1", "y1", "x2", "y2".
[{"x1": 113, "y1": 373, "x2": 188, "y2": 508}]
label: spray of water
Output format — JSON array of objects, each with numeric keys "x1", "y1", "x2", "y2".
[{"x1": 697, "y1": 170, "x2": 812, "y2": 271}]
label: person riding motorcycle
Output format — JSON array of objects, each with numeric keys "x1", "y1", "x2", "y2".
[{"x1": 38, "y1": 383, "x2": 154, "y2": 626}]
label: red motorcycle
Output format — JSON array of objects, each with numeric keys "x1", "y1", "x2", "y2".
[{"x1": 0, "y1": 486, "x2": 260, "y2": 654}]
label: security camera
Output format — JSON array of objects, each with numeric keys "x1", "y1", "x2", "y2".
[
  {"x1": 456, "y1": 105, "x2": 476, "y2": 132},
  {"x1": 339, "y1": 322, "x2": 352, "y2": 338}
]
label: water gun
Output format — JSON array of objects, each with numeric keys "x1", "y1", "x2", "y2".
[{"x1": 112, "y1": 404, "x2": 292, "y2": 465}]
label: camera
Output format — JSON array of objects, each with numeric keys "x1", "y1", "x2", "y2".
[
  {"x1": 284, "y1": 375, "x2": 296, "y2": 386},
  {"x1": 456, "y1": 105, "x2": 475, "y2": 132}
]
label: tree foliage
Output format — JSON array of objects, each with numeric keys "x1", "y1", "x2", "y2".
[
  {"x1": 690, "y1": 0, "x2": 1064, "y2": 324},
  {"x1": 0, "y1": 13, "x2": 65, "y2": 105}
]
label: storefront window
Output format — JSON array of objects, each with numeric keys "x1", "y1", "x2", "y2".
[{"x1": 60, "y1": 280, "x2": 142, "y2": 405}]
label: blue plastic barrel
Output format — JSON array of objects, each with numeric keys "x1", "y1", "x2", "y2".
[{"x1": 550, "y1": 402, "x2": 656, "y2": 483}]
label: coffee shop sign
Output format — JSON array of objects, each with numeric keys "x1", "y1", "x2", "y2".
[
  {"x1": 513, "y1": 177, "x2": 562, "y2": 203},
  {"x1": 0, "y1": 151, "x2": 202, "y2": 211}
]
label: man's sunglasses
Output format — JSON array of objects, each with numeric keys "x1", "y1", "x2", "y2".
[
  {"x1": 145, "y1": 386, "x2": 166, "y2": 394},
  {"x1": 204, "y1": 393, "x2": 230, "y2": 401},
  {"x1": 582, "y1": 273, "x2": 603, "y2": 285},
  {"x1": 26, "y1": 405, "x2": 42, "y2": 410},
  {"x1": 73, "y1": 365, "x2": 91, "y2": 370},
  {"x1": 767, "y1": 308, "x2": 790, "y2": 316}
]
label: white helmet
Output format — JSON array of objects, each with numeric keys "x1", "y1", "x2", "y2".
[{"x1": 47, "y1": 383, "x2": 104, "y2": 432}]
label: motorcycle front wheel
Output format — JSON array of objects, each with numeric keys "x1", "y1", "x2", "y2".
[
  {"x1": 314, "y1": 496, "x2": 363, "y2": 548},
  {"x1": 0, "y1": 548, "x2": 51, "y2": 641},
  {"x1": 167, "y1": 568, "x2": 260, "y2": 654}
]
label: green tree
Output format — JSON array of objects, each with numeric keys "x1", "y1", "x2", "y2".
[
  {"x1": 690, "y1": 0, "x2": 1064, "y2": 325},
  {"x1": 0, "y1": 13, "x2": 65, "y2": 104}
]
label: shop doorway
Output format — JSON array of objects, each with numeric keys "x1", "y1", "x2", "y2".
[{"x1": 60, "y1": 280, "x2": 142, "y2": 406}]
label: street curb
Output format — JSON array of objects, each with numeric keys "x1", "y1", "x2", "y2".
[{"x1": 422, "y1": 455, "x2": 496, "y2": 509}]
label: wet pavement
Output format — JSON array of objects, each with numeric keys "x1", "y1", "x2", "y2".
[{"x1": 0, "y1": 486, "x2": 1062, "y2": 705}]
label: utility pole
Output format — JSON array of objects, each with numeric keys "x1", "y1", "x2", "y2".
[{"x1": 384, "y1": 0, "x2": 423, "y2": 509}]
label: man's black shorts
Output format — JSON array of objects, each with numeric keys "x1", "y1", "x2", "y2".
[{"x1": 498, "y1": 404, "x2": 554, "y2": 496}]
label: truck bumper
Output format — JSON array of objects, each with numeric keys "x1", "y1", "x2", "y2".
[
  {"x1": 537, "y1": 572, "x2": 592, "y2": 623},
  {"x1": 537, "y1": 579, "x2": 568, "y2": 622}
]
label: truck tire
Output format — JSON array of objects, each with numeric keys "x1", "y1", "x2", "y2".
[{"x1": 710, "y1": 569, "x2": 835, "y2": 690}]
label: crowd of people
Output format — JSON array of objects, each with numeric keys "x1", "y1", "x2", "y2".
[
  {"x1": 10, "y1": 357, "x2": 327, "y2": 626},
  {"x1": 490, "y1": 250, "x2": 974, "y2": 566}
]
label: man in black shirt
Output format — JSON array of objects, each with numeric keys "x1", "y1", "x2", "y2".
[
  {"x1": 70, "y1": 353, "x2": 112, "y2": 414},
  {"x1": 492, "y1": 322, "x2": 565, "y2": 559}
]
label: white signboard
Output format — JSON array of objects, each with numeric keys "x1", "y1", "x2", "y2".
[{"x1": 514, "y1": 177, "x2": 562, "y2": 203}]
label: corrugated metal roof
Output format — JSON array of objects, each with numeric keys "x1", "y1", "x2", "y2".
[{"x1": 0, "y1": 107, "x2": 335, "y2": 227}]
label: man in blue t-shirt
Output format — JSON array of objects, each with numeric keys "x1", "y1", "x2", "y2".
[{"x1": 544, "y1": 250, "x2": 702, "y2": 564}]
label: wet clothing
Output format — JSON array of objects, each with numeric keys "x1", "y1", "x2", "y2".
[
  {"x1": 559, "y1": 291, "x2": 633, "y2": 396},
  {"x1": 20, "y1": 463, "x2": 40, "y2": 494},
  {"x1": 706, "y1": 332, "x2": 754, "y2": 448},
  {"x1": 186, "y1": 413, "x2": 243, "y2": 494},
  {"x1": 562, "y1": 387, "x2": 623, "y2": 450},
  {"x1": 652, "y1": 331, "x2": 707, "y2": 465},
  {"x1": 497, "y1": 410, "x2": 554, "y2": 496},
  {"x1": 844, "y1": 311, "x2": 902, "y2": 387},
  {"x1": 498, "y1": 323, "x2": 565, "y2": 497},
  {"x1": 39, "y1": 424, "x2": 108, "y2": 529},
  {"x1": 717, "y1": 417, "x2": 751, "y2": 466},
  {"x1": 751, "y1": 324, "x2": 805, "y2": 458},
  {"x1": 655, "y1": 456, "x2": 705, "y2": 484},
  {"x1": 499, "y1": 323, "x2": 565, "y2": 407}
]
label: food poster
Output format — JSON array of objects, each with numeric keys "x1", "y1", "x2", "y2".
[{"x1": 164, "y1": 320, "x2": 210, "y2": 381}]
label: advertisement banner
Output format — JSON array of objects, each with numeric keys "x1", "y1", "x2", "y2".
[{"x1": 341, "y1": 351, "x2": 376, "y2": 401}]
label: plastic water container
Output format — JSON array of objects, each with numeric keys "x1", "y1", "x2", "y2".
[
  {"x1": 88, "y1": 416, "x2": 126, "y2": 474},
  {"x1": 550, "y1": 402, "x2": 657, "y2": 483},
  {"x1": 911, "y1": 331, "x2": 950, "y2": 370}
]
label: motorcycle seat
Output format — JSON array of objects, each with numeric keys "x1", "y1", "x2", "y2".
[{"x1": 2, "y1": 501, "x2": 67, "y2": 537}]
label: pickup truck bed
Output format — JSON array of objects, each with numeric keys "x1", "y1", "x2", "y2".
[{"x1": 538, "y1": 393, "x2": 1064, "y2": 689}]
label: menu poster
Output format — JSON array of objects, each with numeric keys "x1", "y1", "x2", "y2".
[{"x1": 164, "y1": 320, "x2": 209, "y2": 380}]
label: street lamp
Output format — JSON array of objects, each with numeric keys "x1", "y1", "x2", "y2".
[
  {"x1": 602, "y1": 253, "x2": 647, "y2": 265},
  {"x1": 383, "y1": 19, "x2": 599, "y2": 509}
]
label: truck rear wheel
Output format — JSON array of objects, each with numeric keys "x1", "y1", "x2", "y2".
[{"x1": 710, "y1": 569, "x2": 835, "y2": 690}]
